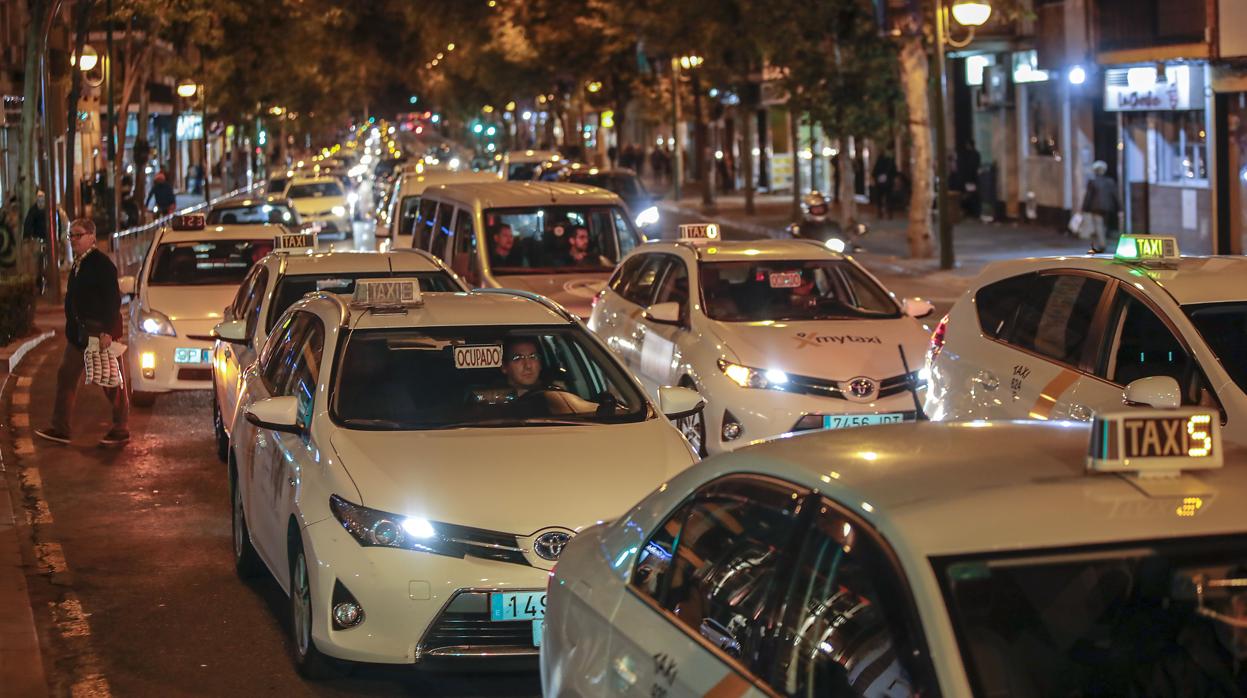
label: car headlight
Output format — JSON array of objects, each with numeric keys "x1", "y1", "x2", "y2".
[
  {"x1": 346, "y1": 192, "x2": 359, "y2": 205},
  {"x1": 718, "y1": 359, "x2": 788, "y2": 389},
  {"x1": 329, "y1": 495, "x2": 531, "y2": 564},
  {"x1": 138, "y1": 308, "x2": 176, "y2": 337},
  {"x1": 635, "y1": 205, "x2": 660, "y2": 228},
  {"x1": 331, "y1": 205, "x2": 347, "y2": 217}
]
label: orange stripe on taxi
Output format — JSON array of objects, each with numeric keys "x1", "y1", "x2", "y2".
[
  {"x1": 1028, "y1": 369, "x2": 1080, "y2": 420},
  {"x1": 703, "y1": 673, "x2": 751, "y2": 698}
]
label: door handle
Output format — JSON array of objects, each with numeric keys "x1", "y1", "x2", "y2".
[
  {"x1": 611, "y1": 655, "x2": 638, "y2": 691},
  {"x1": 1070, "y1": 403, "x2": 1093, "y2": 421},
  {"x1": 974, "y1": 370, "x2": 999, "y2": 391}
]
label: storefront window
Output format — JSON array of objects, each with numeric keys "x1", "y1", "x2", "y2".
[
  {"x1": 1154, "y1": 111, "x2": 1207, "y2": 184},
  {"x1": 1028, "y1": 84, "x2": 1061, "y2": 157}
]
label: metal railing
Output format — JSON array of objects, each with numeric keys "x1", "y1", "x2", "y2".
[{"x1": 110, "y1": 184, "x2": 261, "y2": 276}]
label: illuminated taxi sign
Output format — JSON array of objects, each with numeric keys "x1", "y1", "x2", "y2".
[
  {"x1": 275, "y1": 231, "x2": 317, "y2": 251},
  {"x1": 678, "y1": 223, "x2": 720, "y2": 241},
  {"x1": 171, "y1": 214, "x2": 206, "y2": 231},
  {"x1": 1115, "y1": 234, "x2": 1179, "y2": 262},
  {"x1": 350, "y1": 278, "x2": 423, "y2": 308},
  {"x1": 1087, "y1": 408, "x2": 1222, "y2": 477}
]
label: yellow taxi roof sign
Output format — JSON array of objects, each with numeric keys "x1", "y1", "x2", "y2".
[
  {"x1": 351, "y1": 278, "x2": 423, "y2": 308},
  {"x1": 275, "y1": 230, "x2": 317, "y2": 252},
  {"x1": 1115, "y1": 234, "x2": 1179, "y2": 262},
  {"x1": 678, "y1": 223, "x2": 721, "y2": 241},
  {"x1": 1087, "y1": 407, "x2": 1223, "y2": 478}
]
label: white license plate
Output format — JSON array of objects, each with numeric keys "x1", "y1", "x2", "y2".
[
  {"x1": 823, "y1": 413, "x2": 905, "y2": 430},
  {"x1": 532, "y1": 620, "x2": 544, "y2": 647},
  {"x1": 174, "y1": 348, "x2": 209, "y2": 364},
  {"x1": 489, "y1": 591, "x2": 546, "y2": 622}
]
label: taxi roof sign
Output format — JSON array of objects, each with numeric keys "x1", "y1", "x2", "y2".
[
  {"x1": 678, "y1": 223, "x2": 721, "y2": 241},
  {"x1": 275, "y1": 230, "x2": 317, "y2": 252},
  {"x1": 1087, "y1": 408, "x2": 1223, "y2": 478},
  {"x1": 350, "y1": 278, "x2": 423, "y2": 308},
  {"x1": 1115, "y1": 234, "x2": 1179, "y2": 262},
  {"x1": 171, "y1": 213, "x2": 206, "y2": 231}
]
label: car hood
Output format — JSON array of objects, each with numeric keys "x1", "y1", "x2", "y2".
[
  {"x1": 328, "y1": 418, "x2": 693, "y2": 535},
  {"x1": 490, "y1": 272, "x2": 610, "y2": 319},
  {"x1": 710, "y1": 317, "x2": 931, "y2": 381},
  {"x1": 144, "y1": 285, "x2": 234, "y2": 334}
]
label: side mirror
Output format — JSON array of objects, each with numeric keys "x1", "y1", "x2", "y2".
[
  {"x1": 643, "y1": 301, "x2": 682, "y2": 326},
  {"x1": 212, "y1": 319, "x2": 248, "y2": 344},
  {"x1": 902, "y1": 297, "x2": 935, "y2": 319},
  {"x1": 658, "y1": 385, "x2": 706, "y2": 421},
  {"x1": 244, "y1": 396, "x2": 302, "y2": 434},
  {"x1": 118, "y1": 275, "x2": 136, "y2": 296},
  {"x1": 1124, "y1": 376, "x2": 1181, "y2": 409}
]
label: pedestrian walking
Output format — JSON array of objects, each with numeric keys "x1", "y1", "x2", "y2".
[
  {"x1": 959, "y1": 140, "x2": 982, "y2": 218},
  {"x1": 35, "y1": 218, "x2": 129, "y2": 446},
  {"x1": 1080, "y1": 160, "x2": 1121, "y2": 254},
  {"x1": 871, "y1": 151, "x2": 898, "y2": 219},
  {"x1": 146, "y1": 171, "x2": 177, "y2": 215}
]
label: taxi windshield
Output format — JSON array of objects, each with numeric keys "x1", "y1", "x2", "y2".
[
  {"x1": 286, "y1": 181, "x2": 342, "y2": 198},
  {"x1": 482, "y1": 205, "x2": 636, "y2": 274},
  {"x1": 1185, "y1": 302, "x2": 1247, "y2": 394},
  {"x1": 266, "y1": 272, "x2": 461, "y2": 332},
  {"x1": 936, "y1": 536, "x2": 1247, "y2": 697},
  {"x1": 207, "y1": 203, "x2": 297, "y2": 225},
  {"x1": 699, "y1": 260, "x2": 901, "y2": 322},
  {"x1": 331, "y1": 326, "x2": 649, "y2": 429},
  {"x1": 265, "y1": 177, "x2": 289, "y2": 194},
  {"x1": 148, "y1": 240, "x2": 272, "y2": 285}
]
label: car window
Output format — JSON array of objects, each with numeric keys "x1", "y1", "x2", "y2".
[
  {"x1": 767, "y1": 499, "x2": 925, "y2": 697},
  {"x1": 242, "y1": 267, "x2": 269, "y2": 340},
  {"x1": 1185, "y1": 301, "x2": 1247, "y2": 395},
  {"x1": 398, "y1": 195, "x2": 421, "y2": 235},
  {"x1": 207, "y1": 203, "x2": 296, "y2": 225},
  {"x1": 700, "y1": 260, "x2": 900, "y2": 322},
  {"x1": 1008, "y1": 274, "x2": 1105, "y2": 365},
  {"x1": 612, "y1": 208, "x2": 643, "y2": 257},
  {"x1": 230, "y1": 265, "x2": 264, "y2": 320},
  {"x1": 652, "y1": 255, "x2": 689, "y2": 316},
  {"x1": 148, "y1": 239, "x2": 273, "y2": 286},
  {"x1": 286, "y1": 317, "x2": 325, "y2": 430},
  {"x1": 260, "y1": 312, "x2": 312, "y2": 395},
  {"x1": 454, "y1": 206, "x2": 476, "y2": 256},
  {"x1": 430, "y1": 205, "x2": 455, "y2": 261},
  {"x1": 482, "y1": 205, "x2": 631, "y2": 272},
  {"x1": 609, "y1": 255, "x2": 647, "y2": 297},
  {"x1": 265, "y1": 272, "x2": 460, "y2": 333},
  {"x1": 1100, "y1": 291, "x2": 1211, "y2": 407},
  {"x1": 266, "y1": 177, "x2": 289, "y2": 194},
  {"x1": 286, "y1": 181, "x2": 342, "y2": 198},
  {"x1": 975, "y1": 273, "x2": 1036, "y2": 339},
  {"x1": 631, "y1": 476, "x2": 808, "y2": 672},
  {"x1": 415, "y1": 199, "x2": 439, "y2": 250},
  {"x1": 621, "y1": 254, "x2": 667, "y2": 307}
]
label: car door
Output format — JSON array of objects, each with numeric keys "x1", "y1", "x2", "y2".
[
  {"x1": 617, "y1": 254, "x2": 668, "y2": 378},
  {"x1": 635, "y1": 254, "x2": 690, "y2": 394},
  {"x1": 591, "y1": 254, "x2": 647, "y2": 349},
  {"x1": 606, "y1": 475, "x2": 809, "y2": 697},
  {"x1": 220, "y1": 266, "x2": 270, "y2": 432},
  {"x1": 450, "y1": 206, "x2": 478, "y2": 284},
  {"x1": 963, "y1": 271, "x2": 1109, "y2": 421},
  {"x1": 1073, "y1": 284, "x2": 1223, "y2": 420},
  {"x1": 413, "y1": 198, "x2": 440, "y2": 251}
]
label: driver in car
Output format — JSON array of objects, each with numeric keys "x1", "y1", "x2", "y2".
[
  {"x1": 501, "y1": 337, "x2": 543, "y2": 398},
  {"x1": 499, "y1": 337, "x2": 602, "y2": 416}
]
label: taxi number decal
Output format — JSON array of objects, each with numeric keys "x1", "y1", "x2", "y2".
[
  {"x1": 768, "y1": 271, "x2": 803, "y2": 288},
  {"x1": 454, "y1": 344, "x2": 503, "y2": 369},
  {"x1": 1122, "y1": 415, "x2": 1214, "y2": 459},
  {"x1": 278, "y1": 232, "x2": 313, "y2": 248}
]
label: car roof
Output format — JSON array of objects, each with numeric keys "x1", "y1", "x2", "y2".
[
  {"x1": 268, "y1": 250, "x2": 449, "y2": 276},
  {"x1": 979, "y1": 255, "x2": 1247, "y2": 306},
  {"x1": 637, "y1": 238, "x2": 843, "y2": 262},
  {"x1": 424, "y1": 181, "x2": 624, "y2": 209},
  {"x1": 157, "y1": 223, "x2": 278, "y2": 243},
  {"x1": 704, "y1": 420, "x2": 1247, "y2": 558},
  {"x1": 396, "y1": 169, "x2": 499, "y2": 197},
  {"x1": 212, "y1": 195, "x2": 293, "y2": 209},
  {"x1": 505, "y1": 150, "x2": 560, "y2": 163},
  {"x1": 341, "y1": 290, "x2": 574, "y2": 331}
]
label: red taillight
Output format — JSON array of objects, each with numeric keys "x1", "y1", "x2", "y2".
[{"x1": 929, "y1": 314, "x2": 949, "y2": 360}]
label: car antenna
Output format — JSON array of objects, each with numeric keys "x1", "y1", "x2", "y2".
[
  {"x1": 897, "y1": 344, "x2": 928, "y2": 420},
  {"x1": 546, "y1": 183, "x2": 557, "y2": 204}
]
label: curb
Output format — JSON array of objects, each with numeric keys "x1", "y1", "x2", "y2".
[{"x1": 0, "y1": 331, "x2": 55, "y2": 374}]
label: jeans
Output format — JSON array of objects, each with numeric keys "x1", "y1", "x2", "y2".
[
  {"x1": 51, "y1": 342, "x2": 129, "y2": 434},
  {"x1": 1088, "y1": 213, "x2": 1108, "y2": 250}
]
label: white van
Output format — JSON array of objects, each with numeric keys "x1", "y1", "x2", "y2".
[
  {"x1": 414, "y1": 181, "x2": 645, "y2": 317},
  {"x1": 379, "y1": 168, "x2": 499, "y2": 251}
]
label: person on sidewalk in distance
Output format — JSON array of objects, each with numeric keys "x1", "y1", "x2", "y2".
[
  {"x1": 1081, "y1": 160, "x2": 1120, "y2": 254},
  {"x1": 871, "y1": 151, "x2": 898, "y2": 220},
  {"x1": 35, "y1": 218, "x2": 129, "y2": 446},
  {"x1": 146, "y1": 171, "x2": 177, "y2": 216}
]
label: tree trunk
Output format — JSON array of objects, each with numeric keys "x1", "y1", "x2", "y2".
[
  {"x1": 133, "y1": 56, "x2": 152, "y2": 220},
  {"x1": 64, "y1": 0, "x2": 94, "y2": 218},
  {"x1": 838, "y1": 138, "x2": 856, "y2": 230},
  {"x1": 789, "y1": 107, "x2": 802, "y2": 221},
  {"x1": 18, "y1": 0, "x2": 51, "y2": 229},
  {"x1": 899, "y1": 35, "x2": 934, "y2": 259},
  {"x1": 692, "y1": 75, "x2": 713, "y2": 209},
  {"x1": 741, "y1": 100, "x2": 755, "y2": 216}
]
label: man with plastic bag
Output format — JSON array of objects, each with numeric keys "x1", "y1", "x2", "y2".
[{"x1": 35, "y1": 218, "x2": 129, "y2": 446}]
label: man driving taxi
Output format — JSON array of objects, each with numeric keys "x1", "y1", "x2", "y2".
[
  {"x1": 498, "y1": 337, "x2": 601, "y2": 415},
  {"x1": 501, "y1": 337, "x2": 543, "y2": 397}
]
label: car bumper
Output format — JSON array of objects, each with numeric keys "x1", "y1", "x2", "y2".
[
  {"x1": 704, "y1": 380, "x2": 927, "y2": 455},
  {"x1": 303, "y1": 214, "x2": 352, "y2": 236},
  {"x1": 303, "y1": 517, "x2": 551, "y2": 665},
  {"x1": 127, "y1": 333, "x2": 214, "y2": 393}
]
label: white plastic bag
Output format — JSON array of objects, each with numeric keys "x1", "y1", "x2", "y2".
[
  {"x1": 84, "y1": 337, "x2": 126, "y2": 389},
  {"x1": 1068, "y1": 212, "x2": 1090, "y2": 239}
]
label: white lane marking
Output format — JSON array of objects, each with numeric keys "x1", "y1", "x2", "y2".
[
  {"x1": 19, "y1": 466, "x2": 41, "y2": 490},
  {"x1": 51, "y1": 596, "x2": 92, "y2": 637},
  {"x1": 11, "y1": 392, "x2": 29, "y2": 407},
  {"x1": 71, "y1": 675, "x2": 112, "y2": 698},
  {"x1": 35, "y1": 542, "x2": 67, "y2": 574}
]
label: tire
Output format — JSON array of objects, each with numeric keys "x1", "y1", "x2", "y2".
[
  {"x1": 288, "y1": 530, "x2": 348, "y2": 680},
  {"x1": 212, "y1": 395, "x2": 229, "y2": 463},
  {"x1": 230, "y1": 465, "x2": 263, "y2": 580},
  {"x1": 675, "y1": 377, "x2": 708, "y2": 458}
]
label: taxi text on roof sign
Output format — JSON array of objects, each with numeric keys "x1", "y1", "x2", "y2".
[
  {"x1": 678, "y1": 223, "x2": 720, "y2": 241},
  {"x1": 1115, "y1": 234, "x2": 1180, "y2": 261},
  {"x1": 1087, "y1": 407, "x2": 1223, "y2": 477},
  {"x1": 350, "y1": 278, "x2": 423, "y2": 308},
  {"x1": 171, "y1": 213, "x2": 206, "y2": 231},
  {"x1": 276, "y1": 231, "x2": 317, "y2": 251}
]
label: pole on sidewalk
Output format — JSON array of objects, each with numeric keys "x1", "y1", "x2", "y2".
[
  {"x1": 933, "y1": 0, "x2": 955, "y2": 270},
  {"x1": 106, "y1": 0, "x2": 117, "y2": 253},
  {"x1": 670, "y1": 57, "x2": 683, "y2": 202},
  {"x1": 201, "y1": 54, "x2": 210, "y2": 206},
  {"x1": 39, "y1": 0, "x2": 64, "y2": 302}
]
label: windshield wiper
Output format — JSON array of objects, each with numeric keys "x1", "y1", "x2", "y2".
[{"x1": 434, "y1": 417, "x2": 592, "y2": 429}]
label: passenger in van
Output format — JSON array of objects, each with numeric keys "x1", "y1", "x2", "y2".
[
  {"x1": 489, "y1": 223, "x2": 522, "y2": 267},
  {"x1": 559, "y1": 225, "x2": 592, "y2": 266}
]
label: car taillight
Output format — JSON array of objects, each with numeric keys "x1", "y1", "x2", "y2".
[{"x1": 929, "y1": 314, "x2": 949, "y2": 361}]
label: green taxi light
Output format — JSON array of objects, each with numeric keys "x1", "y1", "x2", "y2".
[{"x1": 1114, "y1": 234, "x2": 1179, "y2": 261}]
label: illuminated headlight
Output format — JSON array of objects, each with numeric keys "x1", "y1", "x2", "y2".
[
  {"x1": 918, "y1": 365, "x2": 931, "y2": 384},
  {"x1": 330, "y1": 495, "x2": 443, "y2": 551},
  {"x1": 635, "y1": 205, "x2": 660, "y2": 228},
  {"x1": 718, "y1": 359, "x2": 788, "y2": 390},
  {"x1": 346, "y1": 192, "x2": 359, "y2": 205},
  {"x1": 138, "y1": 308, "x2": 176, "y2": 336},
  {"x1": 331, "y1": 205, "x2": 347, "y2": 217}
]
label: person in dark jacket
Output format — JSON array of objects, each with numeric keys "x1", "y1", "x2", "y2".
[
  {"x1": 1081, "y1": 160, "x2": 1121, "y2": 253},
  {"x1": 146, "y1": 171, "x2": 177, "y2": 215},
  {"x1": 35, "y1": 218, "x2": 129, "y2": 446}
]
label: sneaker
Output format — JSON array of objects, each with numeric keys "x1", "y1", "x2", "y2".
[
  {"x1": 34, "y1": 428, "x2": 71, "y2": 444},
  {"x1": 98, "y1": 429, "x2": 130, "y2": 446}
]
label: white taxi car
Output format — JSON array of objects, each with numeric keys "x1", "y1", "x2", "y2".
[
  {"x1": 589, "y1": 227, "x2": 935, "y2": 455},
  {"x1": 209, "y1": 236, "x2": 465, "y2": 462},
  {"x1": 228, "y1": 280, "x2": 703, "y2": 678},
  {"x1": 925, "y1": 234, "x2": 1247, "y2": 443},
  {"x1": 121, "y1": 215, "x2": 275, "y2": 407},
  {"x1": 284, "y1": 176, "x2": 352, "y2": 239},
  {"x1": 543, "y1": 398, "x2": 1246, "y2": 697}
]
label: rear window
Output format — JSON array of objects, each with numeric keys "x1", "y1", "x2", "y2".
[
  {"x1": 147, "y1": 240, "x2": 272, "y2": 285},
  {"x1": 287, "y1": 182, "x2": 342, "y2": 198},
  {"x1": 266, "y1": 177, "x2": 288, "y2": 194},
  {"x1": 976, "y1": 273, "x2": 1106, "y2": 365},
  {"x1": 207, "y1": 203, "x2": 297, "y2": 225}
]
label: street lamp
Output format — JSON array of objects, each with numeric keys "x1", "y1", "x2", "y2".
[
  {"x1": 75, "y1": 45, "x2": 98, "y2": 72},
  {"x1": 950, "y1": 0, "x2": 992, "y2": 27},
  {"x1": 176, "y1": 81, "x2": 198, "y2": 98}
]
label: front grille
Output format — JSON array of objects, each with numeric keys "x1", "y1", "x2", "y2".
[
  {"x1": 177, "y1": 367, "x2": 212, "y2": 381},
  {"x1": 782, "y1": 370, "x2": 925, "y2": 401},
  {"x1": 419, "y1": 591, "x2": 539, "y2": 658}
]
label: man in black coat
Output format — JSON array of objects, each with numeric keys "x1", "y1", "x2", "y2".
[{"x1": 35, "y1": 218, "x2": 129, "y2": 445}]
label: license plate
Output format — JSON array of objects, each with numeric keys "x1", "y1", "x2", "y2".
[
  {"x1": 532, "y1": 620, "x2": 544, "y2": 647},
  {"x1": 822, "y1": 413, "x2": 905, "y2": 430},
  {"x1": 489, "y1": 591, "x2": 546, "y2": 622},
  {"x1": 174, "y1": 348, "x2": 209, "y2": 364}
]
